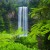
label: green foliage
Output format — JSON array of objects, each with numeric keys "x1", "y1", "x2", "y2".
[
  {"x1": 0, "y1": 41, "x2": 33, "y2": 50},
  {"x1": 13, "y1": 37, "x2": 39, "y2": 50},
  {"x1": 0, "y1": 31, "x2": 34, "y2": 50},
  {"x1": 48, "y1": 35, "x2": 50, "y2": 40},
  {"x1": 0, "y1": 0, "x2": 18, "y2": 32},
  {"x1": 28, "y1": 20, "x2": 50, "y2": 50},
  {"x1": 29, "y1": 1, "x2": 50, "y2": 49},
  {"x1": 30, "y1": 20, "x2": 50, "y2": 35},
  {"x1": 29, "y1": 0, "x2": 40, "y2": 8},
  {"x1": 0, "y1": 31, "x2": 38, "y2": 50},
  {"x1": 15, "y1": 28, "x2": 23, "y2": 35},
  {"x1": 30, "y1": 0, "x2": 50, "y2": 20}
]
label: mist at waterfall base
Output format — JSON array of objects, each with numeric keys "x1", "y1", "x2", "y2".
[{"x1": 18, "y1": 7, "x2": 28, "y2": 37}]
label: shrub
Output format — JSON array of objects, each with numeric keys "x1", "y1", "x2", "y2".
[{"x1": 0, "y1": 41, "x2": 33, "y2": 50}]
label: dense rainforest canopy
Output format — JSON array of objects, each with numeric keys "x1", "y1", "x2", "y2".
[{"x1": 0, "y1": 0, "x2": 50, "y2": 50}]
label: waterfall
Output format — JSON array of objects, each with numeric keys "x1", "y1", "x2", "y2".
[
  {"x1": 18, "y1": 7, "x2": 28, "y2": 37},
  {"x1": 18, "y1": 7, "x2": 22, "y2": 28}
]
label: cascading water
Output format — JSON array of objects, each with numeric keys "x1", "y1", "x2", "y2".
[
  {"x1": 18, "y1": 7, "x2": 28, "y2": 37},
  {"x1": 18, "y1": 7, "x2": 22, "y2": 28}
]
